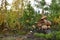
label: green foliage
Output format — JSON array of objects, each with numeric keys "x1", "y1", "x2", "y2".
[
  {"x1": 0, "y1": 0, "x2": 60, "y2": 36},
  {"x1": 45, "y1": 33, "x2": 53, "y2": 39},
  {"x1": 34, "y1": 33, "x2": 45, "y2": 38},
  {"x1": 55, "y1": 31, "x2": 60, "y2": 40},
  {"x1": 49, "y1": 0, "x2": 60, "y2": 13},
  {"x1": 34, "y1": 33, "x2": 53, "y2": 39},
  {"x1": 34, "y1": 31, "x2": 60, "y2": 40},
  {"x1": 35, "y1": 0, "x2": 46, "y2": 8},
  {"x1": 19, "y1": 3, "x2": 41, "y2": 31}
]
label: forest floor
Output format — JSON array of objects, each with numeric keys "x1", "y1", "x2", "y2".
[{"x1": 0, "y1": 32, "x2": 46, "y2": 40}]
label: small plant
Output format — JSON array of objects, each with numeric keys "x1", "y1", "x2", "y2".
[
  {"x1": 45, "y1": 33, "x2": 53, "y2": 39},
  {"x1": 34, "y1": 33, "x2": 45, "y2": 38},
  {"x1": 55, "y1": 31, "x2": 60, "y2": 40}
]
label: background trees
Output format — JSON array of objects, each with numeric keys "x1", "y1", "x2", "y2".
[{"x1": 0, "y1": 0, "x2": 60, "y2": 32}]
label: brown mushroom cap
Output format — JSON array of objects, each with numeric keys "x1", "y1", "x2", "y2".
[{"x1": 41, "y1": 16, "x2": 47, "y2": 19}]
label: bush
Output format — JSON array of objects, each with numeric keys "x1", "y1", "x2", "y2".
[
  {"x1": 55, "y1": 31, "x2": 60, "y2": 40},
  {"x1": 45, "y1": 33, "x2": 53, "y2": 39},
  {"x1": 34, "y1": 32, "x2": 60, "y2": 40},
  {"x1": 34, "y1": 33, "x2": 53, "y2": 39},
  {"x1": 34, "y1": 33, "x2": 45, "y2": 38}
]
